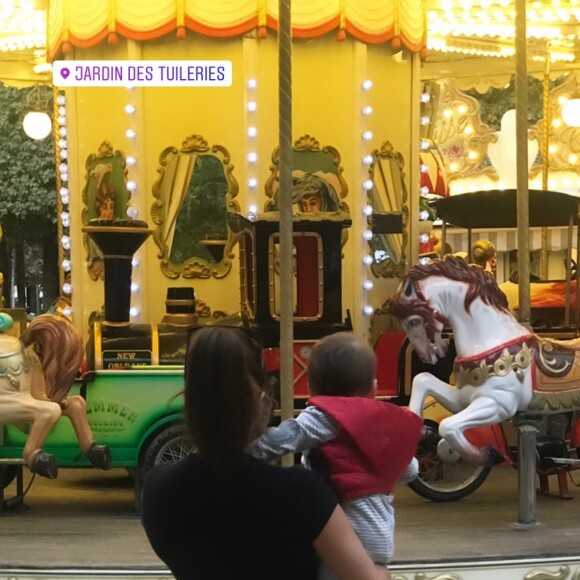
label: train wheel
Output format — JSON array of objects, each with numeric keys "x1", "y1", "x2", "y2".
[
  {"x1": 408, "y1": 420, "x2": 491, "y2": 502},
  {"x1": 135, "y1": 424, "x2": 192, "y2": 512}
]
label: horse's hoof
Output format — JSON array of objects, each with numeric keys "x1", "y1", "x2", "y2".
[
  {"x1": 30, "y1": 452, "x2": 58, "y2": 479},
  {"x1": 482, "y1": 444, "x2": 505, "y2": 466},
  {"x1": 86, "y1": 444, "x2": 111, "y2": 470}
]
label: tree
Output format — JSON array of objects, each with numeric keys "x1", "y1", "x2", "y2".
[{"x1": 0, "y1": 82, "x2": 58, "y2": 309}]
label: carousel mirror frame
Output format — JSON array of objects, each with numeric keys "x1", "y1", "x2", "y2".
[
  {"x1": 151, "y1": 134, "x2": 240, "y2": 280},
  {"x1": 367, "y1": 141, "x2": 409, "y2": 278}
]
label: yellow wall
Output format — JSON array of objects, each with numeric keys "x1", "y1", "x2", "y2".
[{"x1": 66, "y1": 35, "x2": 414, "y2": 339}]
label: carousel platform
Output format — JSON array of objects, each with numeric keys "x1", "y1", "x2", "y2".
[{"x1": 1, "y1": 466, "x2": 580, "y2": 579}]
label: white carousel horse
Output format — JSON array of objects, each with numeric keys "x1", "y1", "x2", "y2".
[
  {"x1": 0, "y1": 312, "x2": 110, "y2": 478},
  {"x1": 390, "y1": 255, "x2": 580, "y2": 466}
]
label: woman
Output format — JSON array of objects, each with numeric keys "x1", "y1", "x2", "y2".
[{"x1": 141, "y1": 326, "x2": 391, "y2": 580}]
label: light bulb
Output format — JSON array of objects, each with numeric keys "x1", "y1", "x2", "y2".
[
  {"x1": 58, "y1": 106, "x2": 66, "y2": 116},
  {"x1": 58, "y1": 138, "x2": 67, "y2": 149},
  {"x1": 62, "y1": 259, "x2": 71, "y2": 272},
  {"x1": 363, "y1": 280, "x2": 374, "y2": 291},
  {"x1": 420, "y1": 139, "x2": 430, "y2": 150},
  {"x1": 61, "y1": 172, "x2": 68, "y2": 183},
  {"x1": 363, "y1": 179, "x2": 374, "y2": 190},
  {"x1": 363, "y1": 230, "x2": 374, "y2": 241},
  {"x1": 420, "y1": 210, "x2": 430, "y2": 221},
  {"x1": 362, "y1": 155, "x2": 373, "y2": 165},
  {"x1": 247, "y1": 101, "x2": 257, "y2": 112},
  {"x1": 125, "y1": 129, "x2": 136, "y2": 139},
  {"x1": 126, "y1": 156, "x2": 137, "y2": 166},
  {"x1": 60, "y1": 212, "x2": 70, "y2": 227},
  {"x1": 420, "y1": 116, "x2": 430, "y2": 125},
  {"x1": 420, "y1": 163, "x2": 429, "y2": 173},
  {"x1": 57, "y1": 115, "x2": 66, "y2": 126},
  {"x1": 362, "y1": 131, "x2": 373, "y2": 141},
  {"x1": 132, "y1": 257, "x2": 140, "y2": 267},
  {"x1": 562, "y1": 97, "x2": 580, "y2": 127},
  {"x1": 62, "y1": 283, "x2": 72, "y2": 295},
  {"x1": 248, "y1": 178, "x2": 258, "y2": 188},
  {"x1": 362, "y1": 80, "x2": 373, "y2": 90},
  {"x1": 247, "y1": 126, "x2": 258, "y2": 138},
  {"x1": 22, "y1": 111, "x2": 52, "y2": 140},
  {"x1": 247, "y1": 152, "x2": 258, "y2": 163},
  {"x1": 61, "y1": 235, "x2": 70, "y2": 250},
  {"x1": 363, "y1": 205, "x2": 373, "y2": 216},
  {"x1": 420, "y1": 186, "x2": 430, "y2": 195},
  {"x1": 131, "y1": 282, "x2": 140, "y2": 293},
  {"x1": 63, "y1": 306, "x2": 72, "y2": 317},
  {"x1": 126, "y1": 207, "x2": 138, "y2": 218},
  {"x1": 247, "y1": 79, "x2": 257, "y2": 89},
  {"x1": 129, "y1": 307, "x2": 140, "y2": 317},
  {"x1": 61, "y1": 149, "x2": 68, "y2": 160},
  {"x1": 126, "y1": 180, "x2": 138, "y2": 192},
  {"x1": 248, "y1": 204, "x2": 258, "y2": 215},
  {"x1": 363, "y1": 305, "x2": 374, "y2": 316},
  {"x1": 419, "y1": 233, "x2": 430, "y2": 244},
  {"x1": 59, "y1": 126, "x2": 67, "y2": 137},
  {"x1": 362, "y1": 106, "x2": 373, "y2": 116},
  {"x1": 125, "y1": 104, "x2": 136, "y2": 114},
  {"x1": 419, "y1": 257, "x2": 431, "y2": 265},
  {"x1": 420, "y1": 93, "x2": 431, "y2": 103},
  {"x1": 56, "y1": 95, "x2": 66, "y2": 105}
]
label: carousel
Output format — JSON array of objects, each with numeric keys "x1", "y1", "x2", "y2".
[{"x1": 2, "y1": 0, "x2": 580, "y2": 578}]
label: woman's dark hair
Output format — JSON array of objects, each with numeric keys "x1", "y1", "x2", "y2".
[
  {"x1": 184, "y1": 326, "x2": 267, "y2": 472},
  {"x1": 307, "y1": 332, "x2": 376, "y2": 397}
]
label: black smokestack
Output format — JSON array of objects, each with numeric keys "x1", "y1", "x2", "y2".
[{"x1": 83, "y1": 220, "x2": 152, "y2": 323}]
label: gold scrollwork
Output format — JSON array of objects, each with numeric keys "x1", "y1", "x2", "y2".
[
  {"x1": 529, "y1": 73, "x2": 580, "y2": 178},
  {"x1": 431, "y1": 79, "x2": 498, "y2": 183},
  {"x1": 81, "y1": 141, "x2": 130, "y2": 280},
  {"x1": 368, "y1": 140, "x2": 409, "y2": 279},
  {"x1": 456, "y1": 343, "x2": 532, "y2": 388},
  {"x1": 151, "y1": 134, "x2": 240, "y2": 279},
  {"x1": 525, "y1": 565, "x2": 571, "y2": 580},
  {"x1": 264, "y1": 134, "x2": 350, "y2": 217}
]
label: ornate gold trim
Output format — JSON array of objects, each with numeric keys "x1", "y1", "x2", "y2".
[
  {"x1": 81, "y1": 141, "x2": 130, "y2": 281},
  {"x1": 368, "y1": 140, "x2": 408, "y2": 279},
  {"x1": 455, "y1": 342, "x2": 532, "y2": 388},
  {"x1": 151, "y1": 134, "x2": 240, "y2": 279},
  {"x1": 431, "y1": 79, "x2": 498, "y2": 183}
]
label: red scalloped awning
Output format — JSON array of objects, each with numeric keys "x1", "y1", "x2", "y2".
[{"x1": 47, "y1": 0, "x2": 426, "y2": 61}]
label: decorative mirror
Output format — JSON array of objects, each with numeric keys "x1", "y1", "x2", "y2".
[
  {"x1": 264, "y1": 134, "x2": 349, "y2": 216},
  {"x1": 82, "y1": 141, "x2": 130, "y2": 280},
  {"x1": 151, "y1": 134, "x2": 240, "y2": 279},
  {"x1": 367, "y1": 141, "x2": 408, "y2": 278}
]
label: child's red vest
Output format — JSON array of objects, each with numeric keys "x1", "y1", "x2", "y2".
[{"x1": 308, "y1": 396, "x2": 422, "y2": 502}]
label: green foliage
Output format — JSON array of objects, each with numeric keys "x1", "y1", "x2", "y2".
[
  {"x1": 0, "y1": 83, "x2": 56, "y2": 241},
  {"x1": 466, "y1": 76, "x2": 566, "y2": 131}
]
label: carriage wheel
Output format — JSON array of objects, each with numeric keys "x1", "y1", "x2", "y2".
[
  {"x1": 142, "y1": 424, "x2": 192, "y2": 471},
  {"x1": 134, "y1": 424, "x2": 192, "y2": 512},
  {"x1": 408, "y1": 420, "x2": 491, "y2": 502}
]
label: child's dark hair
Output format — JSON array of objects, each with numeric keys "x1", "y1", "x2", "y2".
[
  {"x1": 184, "y1": 326, "x2": 268, "y2": 472},
  {"x1": 307, "y1": 332, "x2": 376, "y2": 397}
]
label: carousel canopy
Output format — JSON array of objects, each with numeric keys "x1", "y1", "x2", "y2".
[
  {"x1": 432, "y1": 189, "x2": 580, "y2": 229},
  {"x1": 46, "y1": 0, "x2": 425, "y2": 61}
]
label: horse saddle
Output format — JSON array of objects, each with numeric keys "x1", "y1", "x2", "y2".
[{"x1": 534, "y1": 338, "x2": 578, "y2": 379}]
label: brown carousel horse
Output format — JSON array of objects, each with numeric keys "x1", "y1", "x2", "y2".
[{"x1": 0, "y1": 312, "x2": 110, "y2": 478}]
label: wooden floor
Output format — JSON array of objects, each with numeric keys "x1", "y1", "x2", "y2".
[{"x1": 0, "y1": 464, "x2": 579, "y2": 571}]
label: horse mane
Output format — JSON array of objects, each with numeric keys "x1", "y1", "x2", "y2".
[
  {"x1": 392, "y1": 255, "x2": 510, "y2": 315},
  {"x1": 20, "y1": 314, "x2": 84, "y2": 404}
]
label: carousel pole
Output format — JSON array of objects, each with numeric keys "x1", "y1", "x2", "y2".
[
  {"x1": 540, "y1": 48, "x2": 551, "y2": 280},
  {"x1": 278, "y1": 0, "x2": 294, "y2": 467},
  {"x1": 514, "y1": 0, "x2": 539, "y2": 529}
]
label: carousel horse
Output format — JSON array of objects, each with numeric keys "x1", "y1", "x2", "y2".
[
  {"x1": 389, "y1": 255, "x2": 580, "y2": 466},
  {"x1": 0, "y1": 312, "x2": 110, "y2": 479}
]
